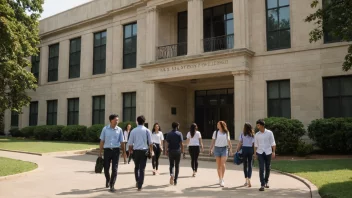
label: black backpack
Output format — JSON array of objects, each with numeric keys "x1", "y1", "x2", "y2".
[{"x1": 95, "y1": 156, "x2": 104, "y2": 173}]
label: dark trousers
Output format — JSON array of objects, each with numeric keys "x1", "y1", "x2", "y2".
[
  {"x1": 188, "y1": 146, "x2": 200, "y2": 172},
  {"x1": 133, "y1": 150, "x2": 148, "y2": 189},
  {"x1": 257, "y1": 152, "x2": 272, "y2": 186},
  {"x1": 169, "y1": 150, "x2": 181, "y2": 182},
  {"x1": 242, "y1": 146, "x2": 254, "y2": 179},
  {"x1": 152, "y1": 144, "x2": 161, "y2": 170},
  {"x1": 103, "y1": 148, "x2": 120, "y2": 186}
]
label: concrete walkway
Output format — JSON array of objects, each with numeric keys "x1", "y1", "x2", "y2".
[{"x1": 0, "y1": 151, "x2": 310, "y2": 198}]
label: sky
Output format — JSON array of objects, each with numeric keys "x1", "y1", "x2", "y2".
[{"x1": 40, "y1": 0, "x2": 92, "y2": 20}]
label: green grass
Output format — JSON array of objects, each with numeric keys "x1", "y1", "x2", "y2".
[
  {"x1": 272, "y1": 159, "x2": 352, "y2": 198},
  {"x1": 0, "y1": 157, "x2": 38, "y2": 176},
  {"x1": 0, "y1": 138, "x2": 97, "y2": 153}
]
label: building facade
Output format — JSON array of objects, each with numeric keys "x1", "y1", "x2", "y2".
[{"x1": 4, "y1": 0, "x2": 352, "y2": 139}]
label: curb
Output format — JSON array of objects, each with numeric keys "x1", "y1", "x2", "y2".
[
  {"x1": 272, "y1": 169, "x2": 321, "y2": 198},
  {"x1": 0, "y1": 163, "x2": 39, "y2": 181},
  {"x1": 0, "y1": 149, "x2": 42, "y2": 156},
  {"x1": 0, "y1": 148, "x2": 96, "y2": 156}
]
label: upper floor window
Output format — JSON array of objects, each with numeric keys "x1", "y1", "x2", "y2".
[
  {"x1": 93, "y1": 31, "x2": 106, "y2": 75},
  {"x1": 323, "y1": 0, "x2": 342, "y2": 43},
  {"x1": 48, "y1": 44, "x2": 59, "y2": 82},
  {"x1": 47, "y1": 100, "x2": 58, "y2": 125},
  {"x1": 123, "y1": 23, "x2": 137, "y2": 69},
  {"x1": 29, "y1": 101, "x2": 38, "y2": 126},
  {"x1": 67, "y1": 98, "x2": 79, "y2": 125},
  {"x1": 266, "y1": 0, "x2": 291, "y2": 51},
  {"x1": 31, "y1": 50, "x2": 40, "y2": 83},
  {"x1": 92, "y1": 95, "x2": 105, "y2": 125},
  {"x1": 69, "y1": 38, "x2": 81, "y2": 78},
  {"x1": 267, "y1": 80, "x2": 291, "y2": 118},
  {"x1": 123, "y1": 92, "x2": 136, "y2": 122},
  {"x1": 177, "y1": 11, "x2": 188, "y2": 56}
]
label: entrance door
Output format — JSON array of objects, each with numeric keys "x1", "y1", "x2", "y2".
[{"x1": 195, "y1": 89, "x2": 234, "y2": 139}]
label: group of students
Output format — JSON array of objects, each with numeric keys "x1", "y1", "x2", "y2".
[{"x1": 99, "y1": 114, "x2": 276, "y2": 192}]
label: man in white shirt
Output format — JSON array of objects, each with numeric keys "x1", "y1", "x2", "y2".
[{"x1": 254, "y1": 119, "x2": 276, "y2": 192}]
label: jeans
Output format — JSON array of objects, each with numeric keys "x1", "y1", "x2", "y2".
[
  {"x1": 257, "y1": 152, "x2": 272, "y2": 186},
  {"x1": 133, "y1": 150, "x2": 148, "y2": 189},
  {"x1": 169, "y1": 150, "x2": 181, "y2": 182},
  {"x1": 103, "y1": 148, "x2": 120, "y2": 186},
  {"x1": 152, "y1": 143, "x2": 161, "y2": 170},
  {"x1": 188, "y1": 146, "x2": 200, "y2": 172},
  {"x1": 242, "y1": 146, "x2": 254, "y2": 179}
]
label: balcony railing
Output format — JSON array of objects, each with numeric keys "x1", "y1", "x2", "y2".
[
  {"x1": 203, "y1": 34, "x2": 234, "y2": 52},
  {"x1": 157, "y1": 42, "x2": 187, "y2": 60}
]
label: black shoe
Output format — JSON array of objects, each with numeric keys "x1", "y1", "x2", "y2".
[
  {"x1": 109, "y1": 186, "x2": 115, "y2": 192},
  {"x1": 106, "y1": 181, "x2": 110, "y2": 188},
  {"x1": 259, "y1": 186, "x2": 265, "y2": 191},
  {"x1": 137, "y1": 188, "x2": 142, "y2": 191},
  {"x1": 265, "y1": 183, "x2": 269, "y2": 188},
  {"x1": 174, "y1": 180, "x2": 177, "y2": 186},
  {"x1": 136, "y1": 182, "x2": 138, "y2": 188}
]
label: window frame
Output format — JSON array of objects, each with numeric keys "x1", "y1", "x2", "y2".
[
  {"x1": 47, "y1": 100, "x2": 58, "y2": 125},
  {"x1": 48, "y1": 44, "x2": 59, "y2": 82},
  {"x1": 123, "y1": 23, "x2": 137, "y2": 69},
  {"x1": 67, "y1": 98, "x2": 79, "y2": 125},
  {"x1": 265, "y1": 0, "x2": 291, "y2": 51},
  {"x1": 69, "y1": 37, "x2": 81, "y2": 79},
  {"x1": 92, "y1": 95, "x2": 105, "y2": 125},
  {"x1": 267, "y1": 80, "x2": 291, "y2": 118},
  {"x1": 93, "y1": 31, "x2": 107, "y2": 75},
  {"x1": 123, "y1": 92, "x2": 136, "y2": 122},
  {"x1": 29, "y1": 101, "x2": 38, "y2": 126}
]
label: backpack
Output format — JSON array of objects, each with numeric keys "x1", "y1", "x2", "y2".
[{"x1": 95, "y1": 156, "x2": 104, "y2": 173}]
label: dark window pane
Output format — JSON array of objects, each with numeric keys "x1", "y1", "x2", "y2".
[
  {"x1": 341, "y1": 77, "x2": 352, "y2": 96},
  {"x1": 341, "y1": 97, "x2": 352, "y2": 117},
  {"x1": 213, "y1": 21, "x2": 225, "y2": 37},
  {"x1": 124, "y1": 38, "x2": 132, "y2": 53},
  {"x1": 280, "y1": 80, "x2": 290, "y2": 98},
  {"x1": 101, "y1": 32, "x2": 107, "y2": 45},
  {"x1": 279, "y1": 7, "x2": 290, "y2": 29},
  {"x1": 124, "y1": 25, "x2": 132, "y2": 38},
  {"x1": 132, "y1": 24, "x2": 137, "y2": 36},
  {"x1": 267, "y1": 31, "x2": 279, "y2": 50},
  {"x1": 123, "y1": 53, "x2": 136, "y2": 69},
  {"x1": 267, "y1": 0, "x2": 277, "y2": 9},
  {"x1": 124, "y1": 94, "x2": 132, "y2": 107},
  {"x1": 281, "y1": 99, "x2": 291, "y2": 118},
  {"x1": 268, "y1": 81, "x2": 279, "y2": 99},
  {"x1": 279, "y1": 29, "x2": 291, "y2": 48},
  {"x1": 267, "y1": 9, "x2": 279, "y2": 31},
  {"x1": 324, "y1": 97, "x2": 340, "y2": 118},
  {"x1": 324, "y1": 78, "x2": 340, "y2": 97},
  {"x1": 268, "y1": 99, "x2": 281, "y2": 117},
  {"x1": 94, "y1": 33, "x2": 101, "y2": 46},
  {"x1": 226, "y1": 4, "x2": 233, "y2": 19},
  {"x1": 124, "y1": 109, "x2": 131, "y2": 122},
  {"x1": 131, "y1": 93, "x2": 136, "y2": 106},
  {"x1": 178, "y1": 29, "x2": 187, "y2": 43}
]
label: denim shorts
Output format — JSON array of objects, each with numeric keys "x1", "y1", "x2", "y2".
[{"x1": 214, "y1": 146, "x2": 228, "y2": 157}]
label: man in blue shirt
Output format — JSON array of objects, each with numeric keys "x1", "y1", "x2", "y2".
[
  {"x1": 165, "y1": 122, "x2": 184, "y2": 186},
  {"x1": 99, "y1": 114, "x2": 124, "y2": 192},
  {"x1": 128, "y1": 115, "x2": 153, "y2": 191}
]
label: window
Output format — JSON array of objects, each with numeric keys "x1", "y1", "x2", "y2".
[
  {"x1": 31, "y1": 51, "x2": 40, "y2": 83},
  {"x1": 48, "y1": 44, "x2": 59, "y2": 82},
  {"x1": 123, "y1": 23, "x2": 137, "y2": 69},
  {"x1": 323, "y1": 76, "x2": 352, "y2": 118},
  {"x1": 29, "y1": 101, "x2": 38, "y2": 126},
  {"x1": 267, "y1": 80, "x2": 291, "y2": 118},
  {"x1": 93, "y1": 31, "x2": 107, "y2": 75},
  {"x1": 203, "y1": 3, "x2": 234, "y2": 52},
  {"x1": 266, "y1": 0, "x2": 291, "y2": 50},
  {"x1": 11, "y1": 111, "x2": 19, "y2": 127},
  {"x1": 67, "y1": 98, "x2": 79, "y2": 125},
  {"x1": 47, "y1": 100, "x2": 57, "y2": 125},
  {"x1": 123, "y1": 92, "x2": 136, "y2": 122},
  {"x1": 177, "y1": 12, "x2": 188, "y2": 56},
  {"x1": 323, "y1": 0, "x2": 342, "y2": 43},
  {"x1": 92, "y1": 96, "x2": 105, "y2": 125},
  {"x1": 69, "y1": 38, "x2": 81, "y2": 78}
]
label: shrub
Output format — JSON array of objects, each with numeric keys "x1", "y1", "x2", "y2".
[
  {"x1": 86, "y1": 124, "x2": 105, "y2": 142},
  {"x1": 9, "y1": 127, "x2": 22, "y2": 137},
  {"x1": 20, "y1": 126, "x2": 36, "y2": 138},
  {"x1": 61, "y1": 125, "x2": 87, "y2": 141},
  {"x1": 118, "y1": 121, "x2": 137, "y2": 131},
  {"x1": 34, "y1": 125, "x2": 65, "y2": 140},
  {"x1": 258, "y1": 117, "x2": 306, "y2": 154},
  {"x1": 295, "y1": 141, "x2": 314, "y2": 157},
  {"x1": 308, "y1": 118, "x2": 352, "y2": 154}
]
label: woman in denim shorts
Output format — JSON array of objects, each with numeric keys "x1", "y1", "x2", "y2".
[{"x1": 209, "y1": 121, "x2": 233, "y2": 187}]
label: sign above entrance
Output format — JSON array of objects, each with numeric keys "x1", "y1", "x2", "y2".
[{"x1": 158, "y1": 60, "x2": 229, "y2": 73}]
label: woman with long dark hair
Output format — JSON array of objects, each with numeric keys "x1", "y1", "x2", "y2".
[
  {"x1": 123, "y1": 123, "x2": 133, "y2": 164},
  {"x1": 236, "y1": 122, "x2": 255, "y2": 187},
  {"x1": 186, "y1": 123, "x2": 204, "y2": 177},
  {"x1": 209, "y1": 121, "x2": 233, "y2": 187},
  {"x1": 151, "y1": 123, "x2": 164, "y2": 175}
]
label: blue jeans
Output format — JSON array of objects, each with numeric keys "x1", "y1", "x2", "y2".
[
  {"x1": 242, "y1": 146, "x2": 253, "y2": 179},
  {"x1": 257, "y1": 152, "x2": 272, "y2": 186},
  {"x1": 133, "y1": 150, "x2": 148, "y2": 189}
]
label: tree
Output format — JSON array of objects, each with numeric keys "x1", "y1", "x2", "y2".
[
  {"x1": 0, "y1": 0, "x2": 43, "y2": 113},
  {"x1": 305, "y1": 0, "x2": 352, "y2": 71}
]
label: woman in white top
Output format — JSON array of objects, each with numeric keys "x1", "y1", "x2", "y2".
[
  {"x1": 123, "y1": 123, "x2": 132, "y2": 164},
  {"x1": 186, "y1": 123, "x2": 204, "y2": 177},
  {"x1": 209, "y1": 121, "x2": 233, "y2": 187},
  {"x1": 151, "y1": 123, "x2": 164, "y2": 175}
]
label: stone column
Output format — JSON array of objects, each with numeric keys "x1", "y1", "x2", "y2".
[
  {"x1": 38, "y1": 99, "x2": 47, "y2": 125},
  {"x1": 112, "y1": 23, "x2": 123, "y2": 73},
  {"x1": 233, "y1": 70, "x2": 251, "y2": 140},
  {"x1": 81, "y1": 33, "x2": 94, "y2": 78},
  {"x1": 59, "y1": 40, "x2": 69, "y2": 81},
  {"x1": 146, "y1": 6, "x2": 159, "y2": 63},
  {"x1": 233, "y1": 0, "x2": 250, "y2": 49},
  {"x1": 20, "y1": 106, "x2": 29, "y2": 128},
  {"x1": 57, "y1": 96, "x2": 67, "y2": 125},
  {"x1": 105, "y1": 27, "x2": 113, "y2": 74},
  {"x1": 144, "y1": 81, "x2": 156, "y2": 125},
  {"x1": 187, "y1": 0, "x2": 203, "y2": 55},
  {"x1": 39, "y1": 46, "x2": 49, "y2": 85}
]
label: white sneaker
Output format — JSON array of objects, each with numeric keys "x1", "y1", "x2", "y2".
[
  {"x1": 220, "y1": 180, "x2": 225, "y2": 187},
  {"x1": 219, "y1": 179, "x2": 222, "y2": 185}
]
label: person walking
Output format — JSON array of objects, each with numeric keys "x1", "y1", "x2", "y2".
[
  {"x1": 99, "y1": 114, "x2": 125, "y2": 192},
  {"x1": 165, "y1": 122, "x2": 184, "y2": 186},
  {"x1": 128, "y1": 115, "x2": 153, "y2": 191},
  {"x1": 235, "y1": 122, "x2": 255, "y2": 187},
  {"x1": 255, "y1": 119, "x2": 276, "y2": 191},
  {"x1": 123, "y1": 123, "x2": 132, "y2": 164},
  {"x1": 186, "y1": 123, "x2": 204, "y2": 177},
  {"x1": 151, "y1": 123, "x2": 164, "y2": 175},
  {"x1": 209, "y1": 121, "x2": 233, "y2": 187}
]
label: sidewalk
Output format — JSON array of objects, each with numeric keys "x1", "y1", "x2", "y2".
[{"x1": 0, "y1": 151, "x2": 310, "y2": 198}]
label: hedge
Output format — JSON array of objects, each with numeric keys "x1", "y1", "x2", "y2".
[
  {"x1": 20, "y1": 126, "x2": 36, "y2": 138},
  {"x1": 9, "y1": 127, "x2": 22, "y2": 137},
  {"x1": 86, "y1": 124, "x2": 105, "y2": 142},
  {"x1": 308, "y1": 118, "x2": 352, "y2": 154},
  {"x1": 61, "y1": 125, "x2": 87, "y2": 141},
  {"x1": 34, "y1": 125, "x2": 65, "y2": 140},
  {"x1": 259, "y1": 117, "x2": 307, "y2": 155}
]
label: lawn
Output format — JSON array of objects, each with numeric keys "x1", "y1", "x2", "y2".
[
  {"x1": 272, "y1": 159, "x2": 352, "y2": 198},
  {"x1": 0, "y1": 157, "x2": 38, "y2": 176},
  {"x1": 0, "y1": 138, "x2": 98, "y2": 153}
]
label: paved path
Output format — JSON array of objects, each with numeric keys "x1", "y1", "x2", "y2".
[{"x1": 0, "y1": 151, "x2": 310, "y2": 198}]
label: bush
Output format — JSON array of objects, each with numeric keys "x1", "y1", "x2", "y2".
[
  {"x1": 258, "y1": 117, "x2": 306, "y2": 154},
  {"x1": 34, "y1": 125, "x2": 65, "y2": 140},
  {"x1": 61, "y1": 125, "x2": 87, "y2": 141},
  {"x1": 86, "y1": 124, "x2": 105, "y2": 142},
  {"x1": 9, "y1": 127, "x2": 22, "y2": 137},
  {"x1": 118, "y1": 121, "x2": 137, "y2": 131},
  {"x1": 20, "y1": 126, "x2": 36, "y2": 138},
  {"x1": 295, "y1": 141, "x2": 314, "y2": 157},
  {"x1": 308, "y1": 118, "x2": 352, "y2": 154}
]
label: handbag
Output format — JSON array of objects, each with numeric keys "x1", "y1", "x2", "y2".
[
  {"x1": 95, "y1": 156, "x2": 104, "y2": 173},
  {"x1": 145, "y1": 130, "x2": 152, "y2": 159}
]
